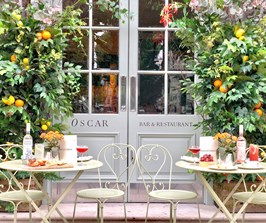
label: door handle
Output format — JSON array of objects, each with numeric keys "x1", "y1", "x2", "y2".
[
  {"x1": 130, "y1": 76, "x2": 136, "y2": 112},
  {"x1": 120, "y1": 76, "x2": 126, "y2": 111}
]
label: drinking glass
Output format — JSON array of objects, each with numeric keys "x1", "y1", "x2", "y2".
[
  {"x1": 188, "y1": 146, "x2": 200, "y2": 165},
  {"x1": 76, "y1": 145, "x2": 89, "y2": 166}
]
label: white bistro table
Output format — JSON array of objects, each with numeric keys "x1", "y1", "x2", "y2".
[
  {"x1": 0, "y1": 159, "x2": 103, "y2": 223},
  {"x1": 176, "y1": 160, "x2": 266, "y2": 223}
]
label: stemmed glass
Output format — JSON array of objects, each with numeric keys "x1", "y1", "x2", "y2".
[
  {"x1": 76, "y1": 145, "x2": 89, "y2": 166},
  {"x1": 188, "y1": 146, "x2": 200, "y2": 165}
]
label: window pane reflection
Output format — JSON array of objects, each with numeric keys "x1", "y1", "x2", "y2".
[
  {"x1": 93, "y1": 30, "x2": 119, "y2": 70},
  {"x1": 168, "y1": 74, "x2": 194, "y2": 114},
  {"x1": 93, "y1": 0, "x2": 119, "y2": 26},
  {"x1": 73, "y1": 73, "x2": 89, "y2": 113},
  {"x1": 139, "y1": 0, "x2": 164, "y2": 27},
  {"x1": 64, "y1": 31, "x2": 88, "y2": 69},
  {"x1": 138, "y1": 74, "x2": 164, "y2": 114},
  {"x1": 168, "y1": 32, "x2": 192, "y2": 71},
  {"x1": 92, "y1": 73, "x2": 119, "y2": 113},
  {"x1": 139, "y1": 31, "x2": 164, "y2": 70}
]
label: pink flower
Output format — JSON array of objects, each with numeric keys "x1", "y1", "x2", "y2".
[
  {"x1": 189, "y1": 0, "x2": 199, "y2": 8},
  {"x1": 43, "y1": 17, "x2": 52, "y2": 25}
]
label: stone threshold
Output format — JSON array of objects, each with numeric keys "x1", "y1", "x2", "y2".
[{"x1": 1, "y1": 203, "x2": 266, "y2": 223}]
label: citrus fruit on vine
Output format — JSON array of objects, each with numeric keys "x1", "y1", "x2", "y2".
[
  {"x1": 235, "y1": 28, "x2": 245, "y2": 38},
  {"x1": 36, "y1": 32, "x2": 43, "y2": 41},
  {"x1": 255, "y1": 108, "x2": 263, "y2": 116},
  {"x1": 42, "y1": 30, "x2": 51, "y2": 40},
  {"x1": 213, "y1": 79, "x2": 222, "y2": 88},
  {"x1": 23, "y1": 58, "x2": 29, "y2": 65},
  {"x1": 254, "y1": 101, "x2": 262, "y2": 109},
  {"x1": 10, "y1": 54, "x2": 16, "y2": 62},
  {"x1": 41, "y1": 124, "x2": 48, "y2": 131},
  {"x1": 15, "y1": 99, "x2": 24, "y2": 107},
  {"x1": 219, "y1": 86, "x2": 228, "y2": 93}
]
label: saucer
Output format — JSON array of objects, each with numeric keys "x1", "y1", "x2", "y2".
[{"x1": 77, "y1": 156, "x2": 93, "y2": 162}]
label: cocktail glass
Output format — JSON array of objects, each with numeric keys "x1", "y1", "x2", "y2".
[
  {"x1": 188, "y1": 146, "x2": 200, "y2": 165},
  {"x1": 76, "y1": 145, "x2": 89, "y2": 166}
]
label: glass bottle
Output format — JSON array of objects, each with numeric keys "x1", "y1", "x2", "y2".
[
  {"x1": 236, "y1": 125, "x2": 246, "y2": 163},
  {"x1": 22, "y1": 122, "x2": 33, "y2": 164}
]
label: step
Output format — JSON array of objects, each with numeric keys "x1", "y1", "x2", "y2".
[{"x1": 1, "y1": 203, "x2": 266, "y2": 223}]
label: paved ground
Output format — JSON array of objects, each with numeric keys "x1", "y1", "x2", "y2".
[{"x1": 1, "y1": 203, "x2": 266, "y2": 222}]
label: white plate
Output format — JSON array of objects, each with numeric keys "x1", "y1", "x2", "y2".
[
  {"x1": 238, "y1": 164, "x2": 264, "y2": 170},
  {"x1": 181, "y1": 156, "x2": 199, "y2": 163},
  {"x1": 208, "y1": 165, "x2": 238, "y2": 171},
  {"x1": 77, "y1": 156, "x2": 93, "y2": 162}
]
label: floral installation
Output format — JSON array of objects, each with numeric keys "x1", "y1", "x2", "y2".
[
  {"x1": 0, "y1": 0, "x2": 129, "y2": 144},
  {"x1": 213, "y1": 132, "x2": 237, "y2": 160},
  {"x1": 40, "y1": 131, "x2": 64, "y2": 150},
  {"x1": 160, "y1": 0, "x2": 266, "y2": 144}
]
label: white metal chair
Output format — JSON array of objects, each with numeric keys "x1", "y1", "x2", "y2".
[
  {"x1": 72, "y1": 143, "x2": 137, "y2": 223},
  {"x1": 0, "y1": 144, "x2": 45, "y2": 223},
  {"x1": 232, "y1": 145, "x2": 266, "y2": 222},
  {"x1": 136, "y1": 144, "x2": 201, "y2": 223},
  {"x1": 232, "y1": 174, "x2": 266, "y2": 222}
]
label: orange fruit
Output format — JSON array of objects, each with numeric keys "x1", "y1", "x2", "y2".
[
  {"x1": 10, "y1": 54, "x2": 16, "y2": 62},
  {"x1": 36, "y1": 32, "x2": 43, "y2": 41},
  {"x1": 219, "y1": 86, "x2": 228, "y2": 93},
  {"x1": 15, "y1": 99, "x2": 24, "y2": 107},
  {"x1": 213, "y1": 79, "x2": 222, "y2": 88},
  {"x1": 42, "y1": 30, "x2": 51, "y2": 40},
  {"x1": 255, "y1": 108, "x2": 263, "y2": 117},
  {"x1": 235, "y1": 28, "x2": 245, "y2": 38},
  {"x1": 254, "y1": 101, "x2": 262, "y2": 109}
]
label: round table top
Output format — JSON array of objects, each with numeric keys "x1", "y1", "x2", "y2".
[
  {"x1": 0, "y1": 159, "x2": 103, "y2": 172},
  {"x1": 176, "y1": 160, "x2": 266, "y2": 174}
]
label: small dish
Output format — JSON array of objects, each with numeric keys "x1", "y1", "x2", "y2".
[
  {"x1": 238, "y1": 163, "x2": 264, "y2": 170},
  {"x1": 77, "y1": 155, "x2": 93, "y2": 162},
  {"x1": 181, "y1": 155, "x2": 199, "y2": 163},
  {"x1": 208, "y1": 164, "x2": 238, "y2": 171}
]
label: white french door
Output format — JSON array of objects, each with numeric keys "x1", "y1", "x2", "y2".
[{"x1": 56, "y1": 0, "x2": 206, "y2": 203}]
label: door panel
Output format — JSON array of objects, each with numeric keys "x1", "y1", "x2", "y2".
[{"x1": 55, "y1": 0, "x2": 205, "y2": 204}]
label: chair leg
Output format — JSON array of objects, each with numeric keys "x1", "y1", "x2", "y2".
[
  {"x1": 100, "y1": 202, "x2": 104, "y2": 223},
  {"x1": 123, "y1": 200, "x2": 127, "y2": 223},
  {"x1": 29, "y1": 203, "x2": 32, "y2": 223},
  {"x1": 13, "y1": 206, "x2": 18, "y2": 223},
  {"x1": 97, "y1": 201, "x2": 100, "y2": 223},
  {"x1": 72, "y1": 195, "x2": 78, "y2": 223},
  {"x1": 145, "y1": 198, "x2": 151, "y2": 223},
  {"x1": 170, "y1": 203, "x2": 173, "y2": 223},
  {"x1": 196, "y1": 198, "x2": 201, "y2": 223},
  {"x1": 173, "y1": 203, "x2": 177, "y2": 223}
]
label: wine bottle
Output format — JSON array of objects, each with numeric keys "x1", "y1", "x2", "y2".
[
  {"x1": 22, "y1": 122, "x2": 33, "y2": 163},
  {"x1": 236, "y1": 125, "x2": 246, "y2": 163}
]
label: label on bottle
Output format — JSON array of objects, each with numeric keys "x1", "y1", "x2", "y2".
[{"x1": 236, "y1": 140, "x2": 246, "y2": 163}]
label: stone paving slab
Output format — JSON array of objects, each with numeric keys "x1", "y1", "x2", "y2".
[{"x1": 1, "y1": 203, "x2": 266, "y2": 222}]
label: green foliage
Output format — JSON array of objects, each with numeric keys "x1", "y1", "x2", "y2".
[{"x1": 167, "y1": 1, "x2": 266, "y2": 144}]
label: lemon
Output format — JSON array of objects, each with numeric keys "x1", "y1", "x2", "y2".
[
  {"x1": 243, "y1": 55, "x2": 249, "y2": 62},
  {"x1": 8, "y1": 95, "x2": 15, "y2": 105},
  {"x1": 23, "y1": 58, "x2": 29, "y2": 65},
  {"x1": 235, "y1": 28, "x2": 245, "y2": 38},
  {"x1": 261, "y1": 151, "x2": 265, "y2": 158},
  {"x1": 41, "y1": 124, "x2": 48, "y2": 131},
  {"x1": 46, "y1": 121, "x2": 51, "y2": 127}
]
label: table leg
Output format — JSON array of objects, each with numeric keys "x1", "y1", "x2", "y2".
[
  {"x1": 42, "y1": 170, "x2": 84, "y2": 223},
  {"x1": 196, "y1": 171, "x2": 237, "y2": 222},
  {"x1": 6, "y1": 170, "x2": 50, "y2": 223},
  {"x1": 30, "y1": 173, "x2": 67, "y2": 222}
]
